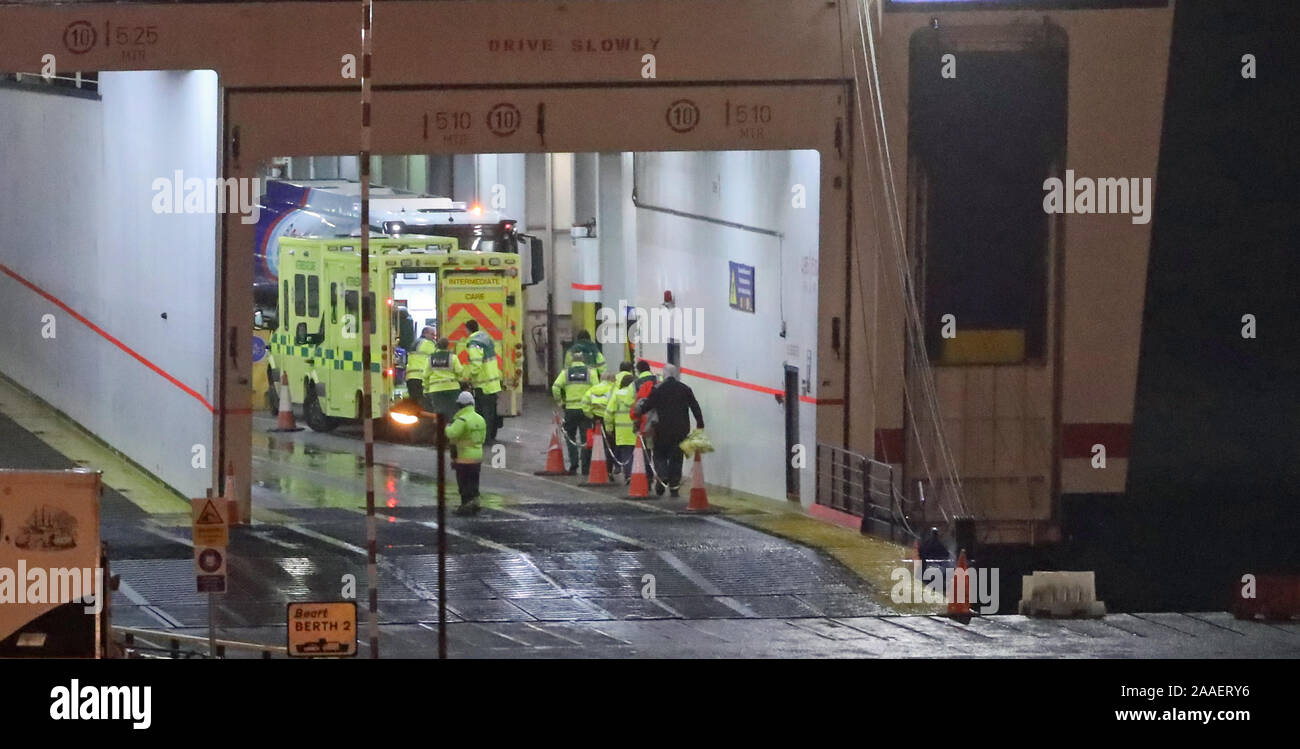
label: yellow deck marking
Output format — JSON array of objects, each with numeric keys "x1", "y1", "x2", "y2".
[
  {"x1": 0, "y1": 374, "x2": 190, "y2": 514},
  {"x1": 702, "y1": 487, "x2": 944, "y2": 615}
]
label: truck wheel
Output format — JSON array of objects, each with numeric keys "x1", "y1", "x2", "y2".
[
  {"x1": 266, "y1": 367, "x2": 280, "y2": 416},
  {"x1": 304, "y1": 386, "x2": 338, "y2": 433}
]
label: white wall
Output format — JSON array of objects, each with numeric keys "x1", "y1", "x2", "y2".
[
  {"x1": 0, "y1": 71, "x2": 219, "y2": 498},
  {"x1": 613, "y1": 150, "x2": 822, "y2": 503},
  {"x1": 475, "y1": 153, "x2": 527, "y2": 227}
]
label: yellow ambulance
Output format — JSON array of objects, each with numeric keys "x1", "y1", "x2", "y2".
[{"x1": 265, "y1": 236, "x2": 525, "y2": 431}]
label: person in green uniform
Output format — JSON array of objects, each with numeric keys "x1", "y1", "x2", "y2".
[
  {"x1": 563, "y1": 329, "x2": 606, "y2": 378},
  {"x1": 605, "y1": 370, "x2": 639, "y2": 483},
  {"x1": 463, "y1": 319, "x2": 503, "y2": 443},
  {"x1": 551, "y1": 351, "x2": 596, "y2": 475},
  {"x1": 581, "y1": 371, "x2": 617, "y2": 476},
  {"x1": 445, "y1": 390, "x2": 487, "y2": 516},
  {"x1": 422, "y1": 337, "x2": 463, "y2": 422},
  {"x1": 404, "y1": 326, "x2": 437, "y2": 403}
]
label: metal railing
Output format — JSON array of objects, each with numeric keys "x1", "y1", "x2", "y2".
[
  {"x1": 112, "y1": 626, "x2": 288, "y2": 659},
  {"x1": 2, "y1": 71, "x2": 99, "y2": 96},
  {"x1": 814, "y1": 443, "x2": 912, "y2": 542}
]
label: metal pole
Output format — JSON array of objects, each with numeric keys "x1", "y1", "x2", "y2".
[
  {"x1": 359, "y1": 0, "x2": 380, "y2": 659},
  {"x1": 207, "y1": 591, "x2": 216, "y2": 658},
  {"x1": 545, "y1": 153, "x2": 556, "y2": 383},
  {"x1": 814, "y1": 444, "x2": 821, "y2": 505},
  {"x1": 205, "y1": 488, "x2": 217, "y2": 658},
  {"x1": 435, "y1": 413, "x2": 447, "y2": 659},
  {"x1": 859, "y1": 456, "x2": 870, "y2": 535}
]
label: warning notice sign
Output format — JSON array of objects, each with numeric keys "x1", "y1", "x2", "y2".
[
  {"x1": 287, "y1": 602, "x2": 358, "y2": 658},
  {"x1": 192, "y1": 497, "x2": 229, "y2": 593},
  {"x1": 194, "y1": 546, "x2": 226, "y2": 593},
  {"x1": 191, "y1": 497, "x2": 228, "y2": 548}
]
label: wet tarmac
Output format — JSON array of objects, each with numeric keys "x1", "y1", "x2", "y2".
[{"x1": 3, "y1": 393, "x2": 1297, "y2": 658}]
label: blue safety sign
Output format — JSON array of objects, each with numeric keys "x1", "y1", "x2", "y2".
[
  {"x1": 729, "y1": 261, "x2": 755, "y2": 313},
  {"x1": 252, "y1": 335, "x2": 268, "y2": 363}
]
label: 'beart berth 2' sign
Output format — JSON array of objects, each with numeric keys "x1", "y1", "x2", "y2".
[{"x1": 287, "y1": 601, "x2": 358, "y2": 658}]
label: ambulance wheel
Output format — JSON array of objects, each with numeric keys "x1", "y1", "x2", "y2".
[
  {"x1": 266, "y1": 366, "x2": 279, "y2": 416},
  {"x1": 304, "y1": 387, "x2": 338, "y2": 433}
]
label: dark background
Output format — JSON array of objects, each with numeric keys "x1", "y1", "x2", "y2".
[
  {"x1": 1121, "y1": 0, "x2": 1299, "y2": 607},
  {"x1": 907, "y1": 0, "x2": 1299, "y2": 611},
  {"x1": 1075, "y1": 0, "x2": 1299, "y2": 610}
]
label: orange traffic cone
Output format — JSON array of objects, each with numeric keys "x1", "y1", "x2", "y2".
[
  {"x1": 684, "y1": 452, "x2": 716, "y2": 513},
  {"x1": 270, "y1": 370, "x2": 302, "y2": 432},
  {"x1": 625, "y1": 436, "x2": 650, "y2": 499},
  {"x1": 533, "y1": 412, "x2": 569, "y2": 476},
  {"x1": 224, "y1": 461, "x2": 242, "y2": 525},
  {"x1": 947, "y1": 548, "x2": 973, "y2": 623},
  {"x1": 579, "y1": 420, "x2": 613, "y2": 486}
]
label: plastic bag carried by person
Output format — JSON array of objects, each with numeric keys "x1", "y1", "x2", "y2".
[{"x1": 678, "y1": 428, "x2": 714, "y2": 458}]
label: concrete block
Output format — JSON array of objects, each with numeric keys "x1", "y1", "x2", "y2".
[{"x1": 1019, "y1": 571, "x2": 1107, "y2": 618}]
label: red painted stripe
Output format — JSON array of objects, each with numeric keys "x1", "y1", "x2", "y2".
[
  {"x1": 571, "y1": 282, "x2": 602, "y2": 291},
  {"x1": 641, "y1": 359, "x2": 842, "y2": 405},
  {"x1": 1062, "y1": 422, "x2": 1131, "y2": 459},
  {"x1": 459, "y1": 305, "x2": 503, "y2": 339},
  {"x1": 808, "y1": 502, "x2": 862, "y2": 532},
  {"x1": 1, "y1": 263, "x2": 216, "y2": 413}
]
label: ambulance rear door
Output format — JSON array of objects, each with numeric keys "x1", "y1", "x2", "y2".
[{"x1": 441, "y1": 268, "x2": 509, "y2": 374}]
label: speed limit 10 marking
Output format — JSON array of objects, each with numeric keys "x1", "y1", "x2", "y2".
[
  {"x1": 487, "y1": 103, "x2": 521, "y2": 137},
  {"x1": 666, "y1": 99, "x2": 700, "y2": 133},
  {"x1": 63, "y1": 21, "x2": 97, "y2": 54}
]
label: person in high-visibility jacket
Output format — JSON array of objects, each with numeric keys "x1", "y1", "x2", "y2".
[
  {"x1": 404, "y1": 326, "x2": 437, "y2": 403},
  {"x1": 634, "y1": 359, "x2": 657, "y2": 392},
  {"x1": 631, "y1": 359, "x2": 659, "y2": 485},
  {"x1": 463, "y1": 319, "x2": 503, "y2": 443},
  {"x1": 581, "y1": 371, "x2": 617, "y2": 476},
  {"x1": 423, "y1": 337, "x2": 463, "y2": 422},
  {"x1": 445, "y1": 390, "x2": 487, "y2": 516},
  {"x1": 551, "y1": 351, "x2": 596, "y2": 475},
  {"x1": 604, "y1": 370, "x2": 639, "y2": 483},
  {"x1": 563, "y1": 329, "x2": 606, "y2": 378}
]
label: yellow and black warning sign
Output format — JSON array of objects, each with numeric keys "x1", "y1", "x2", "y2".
[
  {"x1": 191, "y1": 497, "x2": 229, "y2": 548},
  {"x1": 287, "y1": 601, "x2": 358, "y2": 658}
]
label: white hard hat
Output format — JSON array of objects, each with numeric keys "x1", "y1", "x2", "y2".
[{"x1": 457, "y1": 391, "x2": 476, "y2": 406}]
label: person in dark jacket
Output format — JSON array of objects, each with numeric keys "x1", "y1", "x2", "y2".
[
  {"x1": 638, "y1": 364, "x2": 703, "y2": 497},
  {"x1": 918, "y1": 527, "x2": 949, "y2": 587}
]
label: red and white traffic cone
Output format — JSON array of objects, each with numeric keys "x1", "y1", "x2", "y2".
[
  {"x1": 534, "y1": 412, "x2": 569, "y2": 476},
  {"x1": 684, "y1": 452, "x2": 716, "y2": 513},
  {"x1": 270, "y1": 370, "x2": 302, "y2": 432},
  {"x1": 579, "y1": 421, "x2": 613, "y2": 486},
  {"x1": 625, "y1": 435, "x2": 650, "y2": 499},
  {"x1": 947, "y1": 549, "x2": 974, "y2": 623}
]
